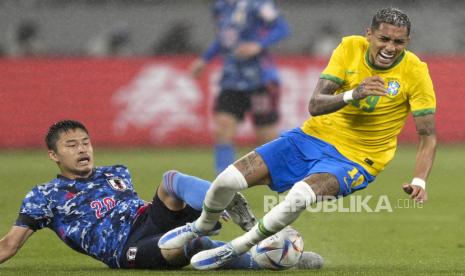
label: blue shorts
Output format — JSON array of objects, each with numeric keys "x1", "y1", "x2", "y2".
[{"x1": 255, "y1": 128, "x2": 375, "y2": 196}]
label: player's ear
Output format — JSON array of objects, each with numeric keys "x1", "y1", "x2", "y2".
[
  {"x1": 48, "y1": 150, "x2": 59, "y2": 162},
  {"x1": 365, "y1": 27, "x2": 372, "y2": 40}
]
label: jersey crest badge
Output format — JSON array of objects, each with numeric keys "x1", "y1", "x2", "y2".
[
  {"x1": 386, "y1": 80, "x2": 400, "y2": 96},
  {"x1": 107, "y1": 177, "x2": 128, "y2": 191},
  {"x1": 126, "y1": 247, "x2": 138, "y2": 261}
]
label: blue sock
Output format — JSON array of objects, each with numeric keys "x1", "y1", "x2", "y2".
[
  {"x1": 184, "y1": 237, "x2": 260, "y2": 270},
  {"x1": 215, "y1": 143, "x2": 235, "y2": 175},
  {"x1": 162, "y1": 171, "x2": 211, "y2": 211}
]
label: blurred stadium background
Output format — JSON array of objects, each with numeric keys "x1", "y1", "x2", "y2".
[{"x1": 0, "y1": 0, "x2": 464, "y2": 275}]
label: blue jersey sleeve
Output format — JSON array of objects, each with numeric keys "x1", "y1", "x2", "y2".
[
  {"x1": 256, "y1": 1, "x2": 290, "y2": 48},
  {"x1": 202, "y1": 39, "x2": 222, "y2": 62},
  {"x1": 257, "y1": 17, "x2": 290, "y2": 49},
  {"x1": 15, "y1": 187, "x2": 53, "y2": 231}
]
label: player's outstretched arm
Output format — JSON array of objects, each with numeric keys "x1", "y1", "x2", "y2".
[
  {"x1": 402, "y1": 114, "x2": 437, "y2": 203},
  {"x1": 0, "y1": 226, "x2": 33, "y2": 264},
  {"x1": 309, "y1": 76, "x2": 387, "y2": 116},
  {"x1": 191, "y1": 39, "x2": 221, "y2": 77}
]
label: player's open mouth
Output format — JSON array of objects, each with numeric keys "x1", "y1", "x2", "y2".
[
  {"x1": 77, "y1": 156, "x2": 90, "y2": 165},
  {"x1": 377, "y1": 51, "x2": 396, "y2": 64}
]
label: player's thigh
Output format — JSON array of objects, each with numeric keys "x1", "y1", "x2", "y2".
[
  {"x1": 251, "y1": 84, "x2": 280, "y2": 127},
  {"x1": 233, "y1": 151, "x2": 272, "y2": 187},
  {"x1": 255, "y1": 124, "x2": 277, "y2": 144},
  {"x1": 123, "y1": 234, "x2": 187, "y2": 269},
  {"x1": 303, "y1": 158, "x2": 373, "y2": 197},
  {"x1": 149, "y1": 192, "x2": 201, "y2": 233},
  {"x1": 214, "y1": 90, "x2": 249, "y2": 121}
]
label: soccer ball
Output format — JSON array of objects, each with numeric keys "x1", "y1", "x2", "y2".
[{"x1": 250, "y1": 226, "x2": 304, "y2": 270}]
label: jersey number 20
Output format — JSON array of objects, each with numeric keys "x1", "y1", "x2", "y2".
[{"x1": 90, "y1": 197, "x2": 116, "y2": 219}]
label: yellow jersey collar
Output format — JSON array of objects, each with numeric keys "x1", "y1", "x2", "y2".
[{"x1": 364, "y1": 49, "x2": 406, "y2": 71}]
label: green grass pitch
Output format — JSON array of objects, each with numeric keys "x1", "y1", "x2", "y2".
[{"x1": 0, "y1": 146, "x2": 464, "y2": 275}]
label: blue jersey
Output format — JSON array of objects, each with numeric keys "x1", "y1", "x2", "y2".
[
  {"x1": 15, "y1": 165, "x2": 145, "y2": 268},
  {"x1": 203, "y1": 0, "x2": 290, "y2": 91}
]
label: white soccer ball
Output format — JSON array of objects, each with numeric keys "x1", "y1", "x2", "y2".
[{"x1": 251, "y1": 226, "x2": 304, "y2": 270}]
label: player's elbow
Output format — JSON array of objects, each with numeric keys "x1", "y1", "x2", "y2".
[{"x1": 308, "y1": 99, "x2": 322, "y2": 117}]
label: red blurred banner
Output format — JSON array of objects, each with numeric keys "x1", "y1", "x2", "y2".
[{"x1": 0, "y1": 56, "x2": 464, "y2": 148}]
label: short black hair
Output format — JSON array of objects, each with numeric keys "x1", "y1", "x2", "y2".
[
  {"x1": 372, "y1": 8, "x2": 411, "y2": 36},
  {"x1": 45, "y1": 120, "x2": 89, "y2": 151}
]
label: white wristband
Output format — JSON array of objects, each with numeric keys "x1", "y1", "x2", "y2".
[
  {"x1": 343, "y1": 90, "x2": 354, "y2": 103},
  {"x1": 411, "y1": 177, "x2": 426, "y2": 190}
]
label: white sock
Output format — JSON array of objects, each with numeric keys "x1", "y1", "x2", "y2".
[
  {"x1": 231, "y1": 181, "x2": 316, "y2": 253},
  {"x1": 195, "y1": 165, "x2": 248, "y2": 232}
]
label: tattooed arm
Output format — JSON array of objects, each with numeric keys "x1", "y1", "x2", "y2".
[
  {"x1": 308, "y1": 79, "x2": 343, "y2": 116},
  {"x1": 308, "y1": 76, "x2": 387, "y2": 116},
  {"x1": 402, "y1": 114, "x2": 437, "y2": 203}
]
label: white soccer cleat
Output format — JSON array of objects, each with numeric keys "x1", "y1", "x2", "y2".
[
  {"x1": 225, "y1": 192, "x2": 257, "y2": 232},
  {"x1": 158, "y1": 222, "x2": 220, "y2": 249},
  {"x1": 190, "y1": 243, "x2": 239, "y2": 270},
  {"x1": 294, "y1": 251, "x2": 324, "y2": 270}
]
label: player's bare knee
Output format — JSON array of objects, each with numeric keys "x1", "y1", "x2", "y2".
[
  {"x1": 156, "y1": 186, "x2": 185, "y2": 211},
  {"x1": 234, "y1": 152, "x2": 271, "y2": 186},
  {"x1": 304, "y1": 173, "x2": 340, "y2": 197}
]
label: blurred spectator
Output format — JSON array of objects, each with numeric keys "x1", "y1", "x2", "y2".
[
  {"x1": 7, "y1": 19, "x2": 47, "y2": 57},
  {"x1": 153, "y1": 22, "x2": 196, "y2": 54},
  {"x1": 86, "y1": 22, "x2": 133, "y2": 57},
  {"x1": 189, "y1": 0, "x2": 290, "y2": 175}
]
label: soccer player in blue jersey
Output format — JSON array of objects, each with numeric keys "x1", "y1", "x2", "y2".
[
  {"x1": 0, "y1": 120, "x2": 257, "y2": 269},
  {"x1": 0, "y1": 120, "x2": 321, "y2": 270},
  {"x1": 190, "y1": 0, "x2": 290, "y2": 175}
]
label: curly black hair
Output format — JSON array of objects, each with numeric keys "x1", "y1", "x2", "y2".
[{"x1": 372, "y1": 8, "x2": 411, "y2": 35}]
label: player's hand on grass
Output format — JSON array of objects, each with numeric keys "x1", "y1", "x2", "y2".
[
  {"x1": 190, "y1": 58, "x2": 206, "y2": 78},
  {"x1": 234, "y1": 42, "x2": 262, "y2": 59},
  {"x1": 353, "y1": 76, "x2": 387, "y2": 100},
  {"x1": 402, "y1": 183, "x2": 428, "y2": 203}
]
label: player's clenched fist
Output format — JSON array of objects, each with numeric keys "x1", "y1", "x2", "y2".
[
  {"x1": 353, "y1": 76, "x2": 387, "y2": 100},
  {"x1": 402, "y1": 183, "x2": 428, "y2": 203}
]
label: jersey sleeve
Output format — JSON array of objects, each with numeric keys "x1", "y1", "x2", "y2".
[
  {"x1": 409, "y1": 63, "x2": 436, "y2": 116},
  {"x1": 202, "y1": 39, "x2": 222, "y2": 62},
  {"x1": 15, "y1": 187, "x2": 53, "y2": 231},
  {"x1": 320, "y1": 38, "x2": 347, "y2": 86},
  {"x1": 255, "y1": 1, "x2": 290, "y2": 48}
]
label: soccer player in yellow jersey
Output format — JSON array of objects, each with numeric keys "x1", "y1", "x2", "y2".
[{"x1": 159, "y1": 8, "x2": 437, "y2": 270}]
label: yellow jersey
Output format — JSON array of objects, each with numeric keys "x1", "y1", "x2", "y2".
[{"x1": 302, "y1": 35, "x2": 436, "y2": 176}]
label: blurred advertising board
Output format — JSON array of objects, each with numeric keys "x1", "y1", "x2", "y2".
[{"x1": 0, "y1": 56, "x2": 463, "y2": 148}]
